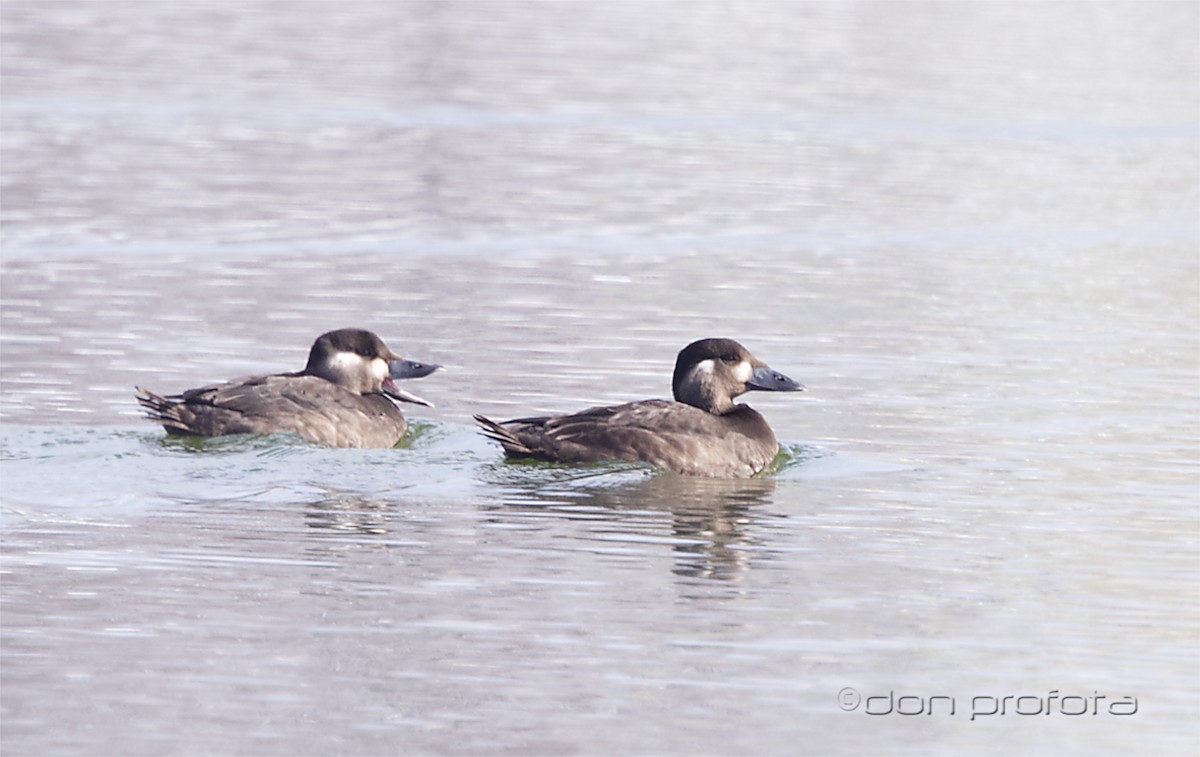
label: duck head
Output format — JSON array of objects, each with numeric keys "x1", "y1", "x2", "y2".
[
  {"x1": 305, "y1": 328, "x2": 440, "y2": 406},
  {"x1": 671, "y1": 337, "x2": 804, "y2": 414}
]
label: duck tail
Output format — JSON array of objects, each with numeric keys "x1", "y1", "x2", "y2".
[
  {"x1": 135, "y1": 386, "x2": 184, "y2": 427},
  {"x1": 473, "y1": 414, "x2": 535, "y2": 456}
]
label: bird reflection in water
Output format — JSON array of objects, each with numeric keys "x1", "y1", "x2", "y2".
[
  {"x1": 479, "y1": 464, "x2": 783, "y2": 583},
  {"x1": 303, "y1": 493, "x2": 394, "y2": 535}
]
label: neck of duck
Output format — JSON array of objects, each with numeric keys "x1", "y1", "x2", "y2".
[{"x1": 674, "y1": 369, "x2": 737, "y2": 415}]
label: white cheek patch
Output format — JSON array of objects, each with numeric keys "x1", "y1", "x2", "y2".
[
  {"x1": 330, "y1": 351, "x2": 372, "y2": 379},
  {"x1": 734, "y1": 361, "x2": 753, "y2": 383},
  {"x1": 331, "y1": 351, "x2": 363, "y2": 368},
  {"x1": 371, "y1": 358, "x2": 388, "y2": 382},
  {"x1": 693, "y1": 359, "x2": 716, "y2": 377}
]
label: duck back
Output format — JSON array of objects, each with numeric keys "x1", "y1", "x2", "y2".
[
  {"x1": 476, "y1": 400, "x2": 779, "y2": 478},
  {"x1": 138, "y1": 374, "x2": 407, "y2": 448}
]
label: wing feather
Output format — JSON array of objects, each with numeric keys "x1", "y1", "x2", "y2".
[{"x1": 475, "y1": 400, "x2": 778, "y2": 477}]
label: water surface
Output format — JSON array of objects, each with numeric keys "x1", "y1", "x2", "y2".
[{"x1": 2, "y1": 1, "x2": 1198, "y2": 754}]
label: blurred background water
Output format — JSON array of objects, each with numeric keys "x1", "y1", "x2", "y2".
[{"x1": 1, "y1": 1, "x2": 1198, "y2": 754}]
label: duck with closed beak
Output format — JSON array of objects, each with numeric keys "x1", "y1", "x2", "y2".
[{"x1": 475, "y1": 338, "x2": 803, "y2": 478}]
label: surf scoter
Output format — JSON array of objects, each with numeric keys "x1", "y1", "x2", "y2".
[
  {"x1": 136, "y1": 328, "x2": 439, "y2": 448},
  {"x1": 475, "y1": 338, "x2": 803, "y2": 477}
]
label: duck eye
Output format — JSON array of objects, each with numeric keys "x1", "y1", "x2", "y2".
[{"x1": 720, "y1": 354, "x2": 737, "y2": 363}]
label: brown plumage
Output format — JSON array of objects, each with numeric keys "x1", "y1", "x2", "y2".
[
  {"x1": 475, "y1": 338, "x2": 804, "y2": 478},
  {"x1": 136, "y1": 328, "x2": 439, "y2": 448}
]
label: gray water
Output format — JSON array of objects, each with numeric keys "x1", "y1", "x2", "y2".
[{"x1": 2, "y1": 1, "x2": 1198, "y2": 755}]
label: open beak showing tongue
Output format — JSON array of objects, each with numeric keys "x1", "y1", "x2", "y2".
[
  {"x1": 383, "y1": 377, "x2": 434, "y2": 407},
  {"x1": 383, "y1": 358, "x2": 441, "y2": 407}
]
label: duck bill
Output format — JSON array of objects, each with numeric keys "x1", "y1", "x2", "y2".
[
  {"x1": 389, "y1": 358, "x2": 441, "y2": 380},
  {"x1": 382, "y1": 377, "x2": 434, "y2": 407},
  {"x1": 383, "y1": 358, "x2": 440, "y2": 407},
  {"x1": 748, "y1": 365, "x2": 805, "y2": 392}
]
